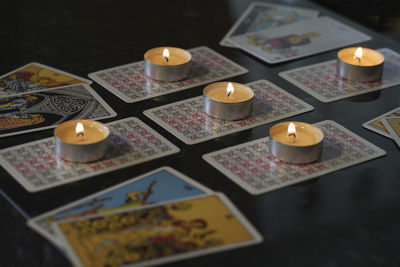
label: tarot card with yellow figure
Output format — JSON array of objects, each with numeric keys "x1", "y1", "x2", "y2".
[
  {"x1": 54, "y1": 193, "x2": 262, "y2": 267},
  {"x1": 363, "y1": 107, "x2": 400, "y2": 139},
  {"x1": 381, "y1": 117, "x2": 400, "y2": 148},
  {"x1": 0, "y1": 62, "x2": 92, "y2": 97}
]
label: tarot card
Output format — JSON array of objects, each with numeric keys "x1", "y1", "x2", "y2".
[
  {"x1": 28, "y1": 166, "x2": 213, "y2": 248},
  {"x1": 229, "y1": 16, "x2": 371, "y2": 64},
  {"x1": 53, "y1": 193, "x2": 262, "y2": 267},
  {"x1": 220, "y1": 2, "x2": 319, "y2": 48},
  {"x1": 0, "y1": 117, "x2": 180, "y2": 192},
  {"x1": 203, "y1": 120, "x2": 385, "y2": 195},
  {"x1": 0, "y1": 84, "x2": 116, "y2": 138},
  {"x1": 363, "y1": 107, "x2": 400, "y2": 139},
  {"x1": 144, "y1": 79, "x2": 313, "y2": 144},
  {"x1": 0, "y1": 62, "x2": 92, "y2": 97},
  {"x1": 381, "y1": 117, "x2": 400, "y2": 148},
  {"x1": 88, "y1": 47, "x2": 248, "y2": 103}
]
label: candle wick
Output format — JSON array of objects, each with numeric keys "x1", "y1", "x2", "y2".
[
  {"x1": 288, "y1": 133, "x2": 296, "y2": 138},
  {"x1": 164, "y1": 57, "x2": 169, "y2": 63},
  {"x1": 227, "y1": 91, "x2": 231, "y2": 97},
  {"x1": 354, "y1": 56, "x2": 361, "y2": 64},
  {"x1": 76, "y1": 132, "x2": 84, "y2": 137}
]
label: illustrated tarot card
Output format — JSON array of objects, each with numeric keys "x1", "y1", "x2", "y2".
[
  {"x1": 220, "y1": 2, "x2": 319, "y2": 47},
  {"x1": 0, "y1": 84, "x2": 116, "y2": 138},
  {"x1": 53, "y1": 193, "x2": 262, "y2": 267},
  {"x1": 0, "y1": 62, "x2": 92, "y2": 97},
  {"x1": 28, "y1": 166, "x2": 213, "y2": 247},
  {"x1": 362, "y1": 107, "x2": 400, "y2": 139},
  {"x1": 381, "y1": 117, "x2": 400, "y2": 148},
  {"x1": 229, "y1": 16, "x2": 371, "y2": 64}
]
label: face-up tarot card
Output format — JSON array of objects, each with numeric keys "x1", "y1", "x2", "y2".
[
  {"x1": 53, "y1": 193, "x2": 262, "y2": 267},
  {"x1": 362, "y1": 107, "x2": 400, "y2": 139},
  {"x1": 88, "y1": 46, "x2": 248, "y2": 103},
  {"x1": 229, "y1": 16, "x2": 371, "y2": 64},
  {"x1": 28, "y1": 166, "x2": 213, "y2": 248},
  {"x1": 203, "y1": 120, "x2": 385, "y2": 195},
  {"x1": 0, "y1": 84, "x2": 116, "y2": 138},
  {"x1": 220, "y1": 2, "x2": 319, "y2": 48},
  {"x1": 144, "y1": 79, "x2": 313, "y2": 144},
  {"x1": 0, "y1": 62, "x2": 92, "y2": 97},
  {"x1": 381, "y1": 117, "x2": 400, "y2": 148},
  {"x1": 0, "y1": 117, "x2": 180, "y2": 192},
  {"x1": 279, "y1": 49, "x2": 400, "y2": 102}
]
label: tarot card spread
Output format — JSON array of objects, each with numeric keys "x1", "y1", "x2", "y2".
[
  {"x1": 144, "y1": 79, "x2": 313, "y2": 145},
  {"x1": 220, "y1": 2, "x2": 319, "y2": 48},
  {"x1": 53, "y1": 194, "x2": 262, "y2": 267},
  {"x1": 230, "y1": 16, "x2": 371, "y2": 64},
  {"x1": 363, "y1": 107, "x2": 400, "y2": 139},
  {"x1": 0, "y1": 118, "x2": 179, "y2": 192},
  {"x1": 0, "y1": 84, "x2": 116, "y2": 138},
  {"x1": 88, "y1": 46, "x2": 248, "y2": 103},
  {"x1": 28, "y1": 166, "x2": 213, "y2": 248},
  {"x1": 279, "y1": 48, "x2": 400, "y2": 103},
  {"x1": 0, "y1": 62, "x2": 92, "y2": 97},
  {"x1": 203, "y1": 120, "x2": 385, "y2": 195}
]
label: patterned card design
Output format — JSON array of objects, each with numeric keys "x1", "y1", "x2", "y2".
[
  {"x1": 0, "y1": 118, "x2": 180, "y2": 192},
  {"x1": 144, "y1": 79, "x2": 314, "y2": 144},
  {"x1": 88, "y1": 46, "x2": 248, "y2": 103},
  {"x1": 203, "y1": 120, "x2": 386, "y2": 195},
  {"x1": 279, "y1": 48, "x2": 400, "y2": 102}
]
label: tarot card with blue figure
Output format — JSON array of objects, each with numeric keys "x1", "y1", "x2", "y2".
[
  {"x1": 229, "y1": 16, "x2": 371, "y2": 64},
  {"x1": 27, "y1": 166, "x2": 212, "y2": 248},
  {"x1": 220, "y1": 2, "x2": 319, "y2": 48},
  {"x1": 0, "y1": 84, "x2": 116, "y2": 138}
]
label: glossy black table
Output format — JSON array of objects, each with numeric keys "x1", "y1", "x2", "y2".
[{"x1": 0, "y1": 0, "x2": 399, "y2": 266}]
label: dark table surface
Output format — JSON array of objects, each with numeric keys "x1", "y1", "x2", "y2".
[{"x1": 0, "y1": 0, "x2": 399, "y2": 266}]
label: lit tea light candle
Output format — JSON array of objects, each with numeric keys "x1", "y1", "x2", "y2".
[
  {"x1": 203, "y1": 81, "x2": 254, "y2": 120},
  {"x1": 337, "y1": 47, "x2": 384, "y2": 82},
  {"x1": 54, "y1": 120, "x2": 110, "y2": 163},
  {"x1": 144, "y1": 47, "x2": 192, "y2": 82},
  {"x1": 269, "y1": 121, "x2": 324, "y2": 164}
]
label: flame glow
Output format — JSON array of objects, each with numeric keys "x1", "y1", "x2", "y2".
[
  {"x1": 354, "y1": 47, "x2": 363, "y2": 60},
  {"x1": 227, "y1": 82, "x2": 234, "y2": 96},
  {"x1": 76, "y1": 122, "x2": 84, "y2": 136},
  {"x1": 163, "y1": 48, "x2": 170, "y2": 60},
  {"x1": 288, "y1": 122, "x2": 296, "y2": 136}
]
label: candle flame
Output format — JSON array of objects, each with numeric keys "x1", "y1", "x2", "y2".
[
  {"x1": 76, "y1": 122, "x2": 84, "y2": 137},
  {"x1": 287, "y1": 122, "x2": 296, "y2": 139},
  {"x1": 227, "y1": 82, "x2": 234, "y2": 97},
  {"x1": 354, "y1": 47, "x2": 363, "y2": 63},
  {"x1": 163, "y1": 48, "x2": 170, "y2": 62}
]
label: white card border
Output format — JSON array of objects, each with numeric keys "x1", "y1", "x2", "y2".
[
  {"x1": 0, "y1": 84, "x2": 117, "y2": 138},
  {"x1": 381, "y1": 117, "x2": 400, "y2": 147},
  {"x1": 203, "y1": 120, "x2": 386, "y2": 195},
  {"x1": 362, "y1": 106, "x2": 400, "y2": 139},
  {"x1": 0, "y1": 62, "x2": 92, "y2": 97},
  {"x1": 27, "y1": 166, "x2": 213, "y2": 248},
  {"x1": 144, "y1": 79, "x2": 314, "y2": 145},
  {"x1": 229, "y1": 16, "x2": 371, "y2": 64},
  {"x1": 53, "y1": 193, "x2": 263, "y2": 267},
  {"x1": 220, "y1": 1, "x2": 319, "y2": 48},
  {"x1": 279, "y1": 48, "x2": 400, "y2": 102},
  {"x1": 0, "y1": 117, "x2": 180, "y2": 193},
  {"x1": 88, "y1": 46, "x2": 248, "y2": 103}
]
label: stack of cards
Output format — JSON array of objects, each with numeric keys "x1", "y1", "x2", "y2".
[
  {"x1": 27, "y1": 167, "x2": 263, "y2": 266},
  {"x1": 221, "y1": 2, "x2": 371, "y2": 64},
  {"x1": 363, "y1": 107, "x2": 400, "y2": 148}
]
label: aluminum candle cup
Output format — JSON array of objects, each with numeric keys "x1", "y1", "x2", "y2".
[
  {"x1": 337, "y1": 47, "x2": 384, "y2": 82},
  {"x1": 54, "y1": 120, "x2": 110, "y2": 163},
  {"x1": 269, "y1": 122, "x2": 324, "y2": 164},
  {"x1": 203, "y1": 82, "x2": 254, "y2": 120},
  {"x1": 144, "y1": 47, "x2": 192, "y2": 82}
]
